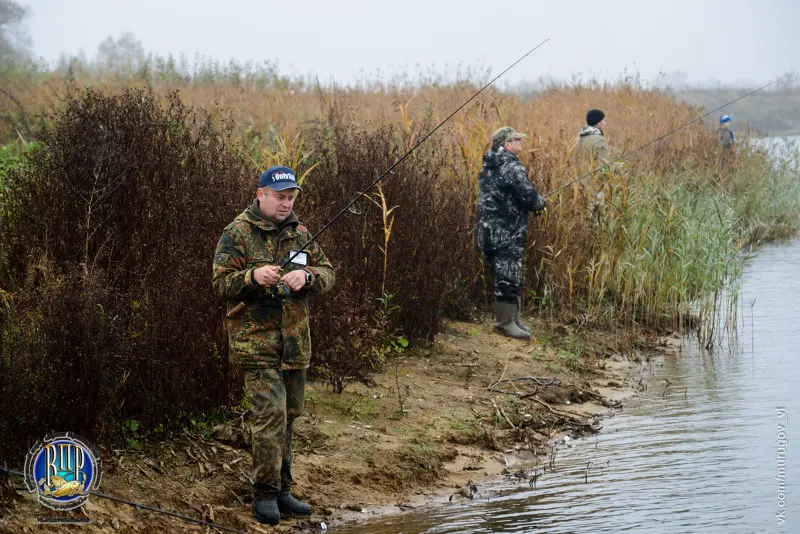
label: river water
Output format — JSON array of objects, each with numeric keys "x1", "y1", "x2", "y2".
[{"x1": 338, "y1": 138, "x2": 800, "y2": 533}]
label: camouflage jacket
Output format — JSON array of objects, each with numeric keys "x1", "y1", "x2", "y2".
[
  {"x1": 475, "y1": 146, "x2": 546, "y2": 253},
  {"x1": 717, "y1": 126, "x2": 735, "y2": 148},
  {"x1": 574, "y1": 126, "x2": 611, "y2": 166},
  {"x1": 212, "y1": 199, "x2": 335, "y2": 370}
]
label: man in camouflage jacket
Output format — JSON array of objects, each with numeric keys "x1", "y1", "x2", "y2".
[
  {"x1": 475, "y1": 126, "x2": 546, "y2": 340},
  {"x1": 212, "y1": 166, "x2": 334, "y2": 525}
]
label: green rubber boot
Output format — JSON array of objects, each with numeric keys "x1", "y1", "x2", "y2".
[
  {"x1": 493, "y1": 301, "x2": 530, "y2": 340},
  {"x1": 516, "y1": 297, "x2": 531, "y2": 335}
]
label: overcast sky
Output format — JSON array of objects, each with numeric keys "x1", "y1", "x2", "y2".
[{"x1": 22, "y1": 0, "x2": 799, "y2": 87}]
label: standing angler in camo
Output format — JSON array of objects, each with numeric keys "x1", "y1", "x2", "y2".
[
  {"x1": 212, "y1": 166, "x2": 335, "y2": 526},
  {"x1": 718, "y1": 114, "x2": 735, "y2": 149},
  {"x1": 475, "y1": 126, "x2": 547, "y2": 340}
]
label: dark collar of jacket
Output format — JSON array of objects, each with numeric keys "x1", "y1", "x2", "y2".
[
  {"x1": 483, "y1": 145, "x2": 520, "y2": 170},
  {"x1": 579, "y1": 125, "x2": 604, "y2": 137},
  {"x1": 496, "y1": 145, "x2": 519, "y2": 162},
  {"x1": 236, "y1": 198, "x2": 301, "y2": 233}
]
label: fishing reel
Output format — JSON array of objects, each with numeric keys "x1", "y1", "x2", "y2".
[
  {"x1": 271, "y1": 282, "x2": 292, "y2": 299},
  {"x1": 271, "y1": 269, "x2": 312, "y2": 298},
  {"x1": 270, "y1": 251, "x2": 312, "y2": 298},
  {"x1": 534, "y1": 197, "x2": 548, "y2": 217}
]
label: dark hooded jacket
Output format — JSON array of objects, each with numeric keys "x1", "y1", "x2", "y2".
[{"x1": 475, "y1": 145, "x2": 545, "y2": 253}]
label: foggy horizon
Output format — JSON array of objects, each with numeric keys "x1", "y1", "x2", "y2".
[{"x1": 20, "y1": 0, "x2": 800, "y2": 89}]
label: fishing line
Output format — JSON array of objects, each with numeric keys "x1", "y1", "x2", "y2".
[
  {"x1": 0, "y1": 466, "x2": 245, "y2": 534},
  {"x1": 281, "y1": 38, "x2": 551, "y2": 268}
]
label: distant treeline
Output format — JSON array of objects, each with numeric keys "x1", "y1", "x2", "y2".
[{"x1": 677, "y1": 88, "x2": 800, "y2": 136}]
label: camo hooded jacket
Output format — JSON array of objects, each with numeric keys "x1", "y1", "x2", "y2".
[
  {"x1": 475, "y1": 145, "x2": 546, "y2": 253},
  {"x1": 212, "y1": 199, "x2": 335, "y2": 370}
]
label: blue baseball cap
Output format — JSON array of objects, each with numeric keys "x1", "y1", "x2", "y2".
[
  {"x1": 258, "y1": 166, "x2": 302, "y2": 191},
  {"x1": 720, "y1": 115, "x2": 731, "y2": 124}
]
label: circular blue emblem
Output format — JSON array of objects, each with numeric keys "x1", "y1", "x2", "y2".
[{"x1": 24, "y1": 432, "x2": 102, "y2": 510}]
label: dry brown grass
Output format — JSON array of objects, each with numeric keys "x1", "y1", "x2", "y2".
[{"x1": 3, "y1": 72, "x2": 790, "y2": 374}]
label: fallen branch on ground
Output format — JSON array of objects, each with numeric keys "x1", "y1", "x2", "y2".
[
  {"x1": 490, "y1": 388, "x2": 534, "y2": 396},
  {"x1": 582, "y1": 389, "x2": 623, "y2": 408},
  {"x1": 529, "y1": 397, "x2": 602, "y2": 431},
  {"x1": 490, "y1": 398, "x2": 516, "y2": 429},
  {"x1": 487, "y1": 376, "x2": 557, "y2": 391}
]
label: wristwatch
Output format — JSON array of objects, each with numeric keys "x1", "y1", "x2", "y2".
[{"x1": 303, "y1": 269, "x2": 313, "y2": 286}]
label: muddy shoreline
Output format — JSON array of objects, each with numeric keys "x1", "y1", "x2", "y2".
[
  {"x1": 0, "y1": 317, "x2": 677, "y2": 534},
  {"x1": 333, "y1": 352, "x2": 667, "y2": 530}
]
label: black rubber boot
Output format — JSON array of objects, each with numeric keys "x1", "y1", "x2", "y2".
[
  {"x1": 253, "y1": 495, "x2": 280, "y2": 525},
  {"x1": 277, "y1": 490, "x2": 312, "y2": 518}
]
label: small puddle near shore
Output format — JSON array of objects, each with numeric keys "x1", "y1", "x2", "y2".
[{"x1": 337, "y1": 237, "x2": 800, "y2": 533}]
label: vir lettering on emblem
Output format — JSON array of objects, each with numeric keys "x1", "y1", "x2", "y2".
[{"x1": 43, "y1": 443, "x2": 85, "y2": 495}]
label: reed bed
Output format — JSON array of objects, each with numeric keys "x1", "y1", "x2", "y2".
[{"x1": 1, "y1": 67, "x2": 798, "y2": 453}]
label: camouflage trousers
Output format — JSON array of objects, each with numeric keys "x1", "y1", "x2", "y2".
[
  {"x1": 245, "y1": 368, "x2": 306, "y2": 497},
  {"x1": 484, "y1": 248, "x2": 524, "y2": 303}
]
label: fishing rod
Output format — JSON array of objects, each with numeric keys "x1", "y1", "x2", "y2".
[
  {"x1": 546, "y1": 73, "x2": 792, "y2": 198},
  {"x1": 279, "y1": 38, "x2": 551, "y2": 270},
  {"x1": 0, "y1": 467, "x2": 244, "y2": 534}
]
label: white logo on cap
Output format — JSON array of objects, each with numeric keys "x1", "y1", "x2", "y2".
[{"x1": 272, "y1": 172, "x2": 296, "y2": 182}]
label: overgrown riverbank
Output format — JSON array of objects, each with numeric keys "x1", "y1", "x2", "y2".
[
  {"x1": 0, "y1": 70, "x2": 799, "y2": 533},
  {"x1": 1, "y1": 317, "x2": 674, "y2": 533}
]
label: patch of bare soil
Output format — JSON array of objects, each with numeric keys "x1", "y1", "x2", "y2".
[{"x1": 0, "y1": 316, "x2": 678, "y2": 533}]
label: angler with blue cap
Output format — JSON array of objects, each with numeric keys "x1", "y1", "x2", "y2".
[
  {"x1": 718, "y1": 114, "x2": 735, "y2": 149},
  {"x1": 212, "y1": 165, "x2": 335, "y2": 525}
]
